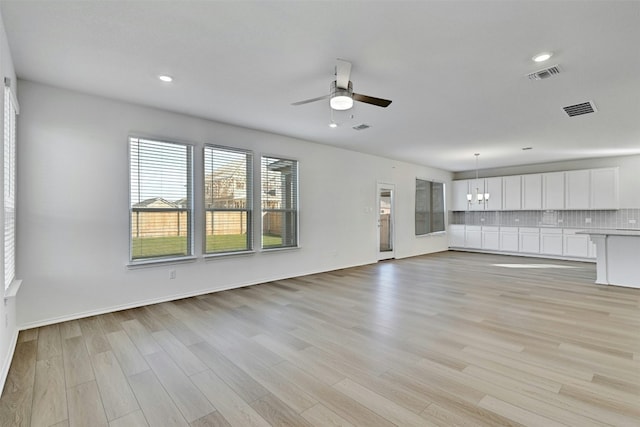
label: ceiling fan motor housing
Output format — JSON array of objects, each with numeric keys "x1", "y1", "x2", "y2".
[{"x1": 330, "y1": 80, "x2": 354, "y2": 110}]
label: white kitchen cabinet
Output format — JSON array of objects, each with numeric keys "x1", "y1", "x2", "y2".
[
  {"x1": 540, "y1": 228, "x2": 563, "y2": 255},
  {"x1": 451, "y1": 180, "x2": 470, "y2": 211},
  {"x1": 468, "y1": 178, "x2": 485, "y2": 211},
  {"x1": 500, "y1": 227, "x2": 519, "y2": 252},
  {"x1": 449, "y1": 225, "x2": 466, "y2": 247},
  {"x1": 591, "y1": 167, "x2": 619, "y2": 209},
  {"x1": 519, "y1": 227, "x2": 540, "y2": 253},
  {"x1": 565, "y1": 170, "x2": 590, "y2": 209},
  {"x1": 522, "y1": 174, "x2": 542, "y2": 210},
  {"x1": 563, "y1": 229, "x2": 590, "y2": 258},
  {"x1": 484, "y1": 177, "x2": 503, "y2": 211},
  {"x1": 465, "y1": 225, "x2": 482, "y2": 248},
  {"x1": 482, "y1": 226, "x2": 500, "y2": 250},
  {"x1": 542, "y1": 172, "x2": 565, "y2": 210},
  {"x1": 503, "y1": 175, "x2": 522, "y2": 210}
]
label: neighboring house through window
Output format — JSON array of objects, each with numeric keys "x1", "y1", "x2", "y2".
[{"x1": 204, "y1": 145, "x2": 253, "y2": 254}]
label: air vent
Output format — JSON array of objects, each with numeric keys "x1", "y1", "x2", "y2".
[
  {"x1": 527, "y1": 65, "x2": 561, "y2": 80},
  {"x1": 563, "y1": 101, "x2": 597, "y2": 117},
  {"x1": 352, "y1": 124, "x2": 371, "y2": 131}
]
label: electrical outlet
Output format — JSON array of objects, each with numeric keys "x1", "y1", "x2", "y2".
[
  {"x1": 169, "y1": 270, "x2": 176, "y2": 279},
  {"x1": 630, "y1": 219, "x2": 637, "y2": 224},
  {"x1": 515, "y1": 218, "x2": 520, "y2": 222},
  {"x1": 585, "y1": 218, "x2": 592, "y2": 224}
]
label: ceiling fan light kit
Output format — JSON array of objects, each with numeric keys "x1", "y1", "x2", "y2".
[{"x1": 329, "y1": 81, "x2": 354, "y2": 110}]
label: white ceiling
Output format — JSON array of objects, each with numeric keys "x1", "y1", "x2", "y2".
[{"x1": 2, "y1": 0, "x2": 639, "y2": 172}]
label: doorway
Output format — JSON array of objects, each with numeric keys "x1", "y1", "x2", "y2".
[{"x1": 377, "y1": 183, "x2": 395, "y2": 260}]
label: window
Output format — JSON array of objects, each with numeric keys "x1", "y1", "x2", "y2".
[
  {"x1": 129, "y1": 137, "x2": 193, "y2": 261},
  {"x1": 415, "y1": 178, "x2": 445, "y2": 235},
  {"x1": 204, "y1": 145, "x2": 253, "y2": 254},
  {"x1": 261, "y1": 156, "x2": 298, "y2": 249},
  {"x1": 4, "y1": 81, "x2": 18, "y2": 290}
]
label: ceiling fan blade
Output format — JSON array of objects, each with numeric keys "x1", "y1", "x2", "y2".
[
  {"x1": 336, "y1": 59, "x2": 352, "y2": 89},
  {"x1": 291, "y1": 94, "x2": 330, "y2": 106},
  {"x1": 353, "y1": 93, "x2": 392, "y2": 108}
]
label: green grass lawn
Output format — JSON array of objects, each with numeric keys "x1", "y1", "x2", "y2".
[{"x1": 132, "y1": 234, "x2": 283, "y2": 259}]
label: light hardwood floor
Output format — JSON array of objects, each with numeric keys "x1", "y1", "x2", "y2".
[{"x1": 1, "y1": 251, "x2": 639, "y2": 426}]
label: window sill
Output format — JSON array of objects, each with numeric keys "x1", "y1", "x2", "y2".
[
  {"x1": 261, "y1": 246, "x2": 301, "y2": 253},
  {"x1": 127, "y1": 256, "x2": 198, "y2": 269},
  {"x1": 416, "y1": 231, "x2": 447, "y2": 238},
  {"x1": 4, "y1": 279, "x2": 22, "y2": 300},
  {"x1": 204, "y1": 250, "x2": 255, "y2": 260}
]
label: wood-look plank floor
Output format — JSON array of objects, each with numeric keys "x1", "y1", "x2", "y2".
[{"x1": 1, "y1": 251, "x2": 639, "y2": 426}]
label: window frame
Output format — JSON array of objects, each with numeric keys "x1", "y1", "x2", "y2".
[
  {"x1": 128, "y1": 136, "x2": 195, "y2": 265},
  {"x1": 415, "y1": 178, "x2": 446, "y2": 236},
  {"x1": 203, "y1": 144, "x2": 254, "y2": 257},
  {"x1": 260, "y1": 155, "x2": 299, "y2": 250}
]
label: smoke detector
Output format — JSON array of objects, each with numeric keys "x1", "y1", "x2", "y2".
[{"x1": 527, "y1": 65, "x2": 561, "y2": 80}]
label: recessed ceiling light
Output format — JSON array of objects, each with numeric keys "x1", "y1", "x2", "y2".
[
  {"x1": 532, "y1": 52, "x2": 553, "y2": 62},
  {"x1": 158, "y1": 75, "x2": 173, "y2": 83},
  {"x1": 328, "y1": 122, "x2": 338, "y2": 128}
]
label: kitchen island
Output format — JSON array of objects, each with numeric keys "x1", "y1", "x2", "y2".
[{"x1": 577, "y1": 229, "x2": 640, "y2": 288}]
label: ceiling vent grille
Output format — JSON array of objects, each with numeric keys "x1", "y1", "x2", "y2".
[
  {"x1": 563, "y1": 101, "x2": 597, "y2": 117},
  {"x1": 527, "y1": 65, "x2": 561, "y2": 80},
  {"x1": 352, "y1": 124, "x2": 371, "y2": 131}
]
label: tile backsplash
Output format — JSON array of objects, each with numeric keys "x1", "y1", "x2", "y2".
[{"x1": 450, "y1": 209, "x2": 640, "y2": 229}]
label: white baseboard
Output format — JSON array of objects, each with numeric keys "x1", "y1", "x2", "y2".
[
  {"x1": 0, "y1": 328, "x2": 19, "y2": 397},
  {"x1": 18, "y1": 261, "x2": 374, "y2": 331}
]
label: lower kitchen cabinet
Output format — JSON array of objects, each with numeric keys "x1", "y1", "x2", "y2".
[
  {"x1": 499, "y1": 227, "x2": 519, "y2": 252},
  {"x1": 563, "y1": 229, "x2": 596, "y2": 258},
  {"x1": 465, "y1": 225, "x2": 482, "y2": 248},
  {"x1": 449, "y1": 224, "x2": 466, "y2": 247},
  {"x1": 519, "y1": 227, "x2": 540, "y2": 254},
  {"x1": 540, "y1": 228, "x2": 563, "y2": 255},
  {"x1": 481, "y1": 226, "x2": 500, "y2": 250}
]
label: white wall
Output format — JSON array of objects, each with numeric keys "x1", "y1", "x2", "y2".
[
  {"x1": 16, "y1": 80, "x2": 452, "y2": 328},
  {"x1": 0, "y1": 7, "x2": 18, "y2": 395},
  {"x1": 453, "y1": 155, "x2": 640, "y2": 209}
]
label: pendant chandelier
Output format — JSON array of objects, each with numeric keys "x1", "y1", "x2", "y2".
[{"x1": 467, "y1": 153, "x2": 490, "y2": 205}]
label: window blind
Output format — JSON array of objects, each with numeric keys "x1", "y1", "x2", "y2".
[
  {"x1": 261, "y1": 156, "x2": 298, "y2": 249},
  {"x1": 204, "y1": 145, "x2": 253, "y2": 254},
  {"x1": 416, "y1": 178, "x2": 445, "y2": 235},
  {"x1": 4, "y1": 83, "x2": 18, "y2": 290},
  {"x1": 129, "y1": 137, "x2": 193, "y2": 261}
]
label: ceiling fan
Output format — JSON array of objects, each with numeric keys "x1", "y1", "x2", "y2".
[{"x1": 292, "y1": 59, "x2": 392, "y2": 111}]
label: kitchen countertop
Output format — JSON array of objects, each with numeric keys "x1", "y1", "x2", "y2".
[{"x1": 576, "y1": 229, "x2": 640, "y2": 237}]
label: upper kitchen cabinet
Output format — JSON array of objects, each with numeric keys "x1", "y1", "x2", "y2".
[
  {"x1": 452, "y1": 178, "x2": 501, "y2": 211},
  {"x1": 590, "y1": 167, "x2": 619, "y2": 209},
  {"x1": 565, "y1": 169, "x2": 591, "y2": 209},
  {"x1": 542, "y1": 172, "x2": 565, "y2": 210},
  {"x1": 484, "y1": 177, "x2": 503, "y2": 211},
  {"x1": 566, "y1": 168, "x2": 619, "y2": 210},
  {"x1": 503, "y1": 175, "x2": 522, "y2": 210},
  {"x1": 522, "y1": 174, "x2": 542, "y2": 210},
  {"x1": 451, "y1": 180, "x2": 470, "y2": 211}
]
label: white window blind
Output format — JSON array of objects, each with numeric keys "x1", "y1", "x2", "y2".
[
  {"x1": 4, "y1": 82, "x2": 18, "y2": 290},
  {"x1": 261, "y1": 156, "x2": 298, "y2": 249},
  {"x1": 204, "y1": 145, "x2": 253, "y2": 254},
  {"x1": 129, "y1": 137, "x2": 193, "y2": 261},
  {"x1": 415, "y1": 178, "x2": 445, "y2": 235}
]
